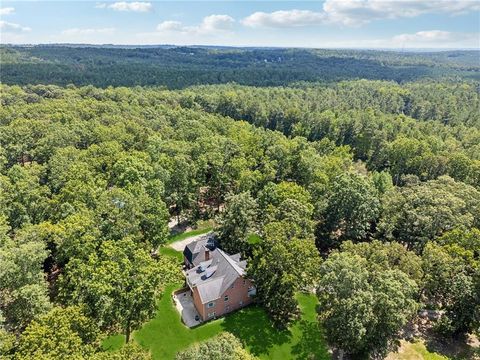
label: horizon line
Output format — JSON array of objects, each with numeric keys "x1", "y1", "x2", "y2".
[{"x1": 2, "y1": 43, "x2": 479, "y2": 52}]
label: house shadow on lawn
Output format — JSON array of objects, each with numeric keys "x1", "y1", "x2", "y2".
[{"x1": 221, "y1": 306, "x2": 292, "y2": 356}]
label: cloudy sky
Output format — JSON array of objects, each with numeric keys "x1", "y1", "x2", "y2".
[{"x1": 1, "y1": 1, "x2": 479, "y2": 48}]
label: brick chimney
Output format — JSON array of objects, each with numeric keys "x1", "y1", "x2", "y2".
[{"x1": 204, "y1": 246, "x2": 210, "y2": 261}]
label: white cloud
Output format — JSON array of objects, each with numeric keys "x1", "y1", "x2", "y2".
[
  {"x1": 0, "y1": 7, "x2": 15, "y2": 15},
  {"x1": 61, "y1": 27, "x2": 116, "y2": 36},
  {"x1": 323, "y1": 0, "x2": 480, "y2": 26},
  {"x1": 242, "y1": 1, "x2": 480, "y2": 28},
  {"x1": 157, "y1": 14, "x2": 234, "y2": 35},
  {"x1": 0, "y1": 21, "x2": 31, "y2": 33},
  {"x1": 392, "y1": 30, "x2": 479, "y2": 46},
  {"x1": 157, "y1": 20, "x2": 183, "y2": 32},
  {"x1": 200, "y1": 14, "x2": 235, "y2": 32},
  {"x1": 242, "y1": 10, "x2": 325, "y2": 28},
  {"x1": 97, "y1": 2, "x2": 152, "y2": 12}
]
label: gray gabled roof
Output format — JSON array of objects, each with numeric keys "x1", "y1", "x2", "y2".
[
  {"x1": 183, "y1": 233, "x2": 217, "y2": 267},
  {"x1": 186, "y1": 248, "x2": 247, "y2": 304}
]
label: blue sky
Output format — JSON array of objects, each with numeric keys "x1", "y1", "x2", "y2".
[{"x1": 1, "y1": 1, "x2": 479, "y2": 48}]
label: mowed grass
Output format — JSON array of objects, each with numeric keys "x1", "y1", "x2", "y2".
[
  {"x1": 134, "y1": 284, "x2": 223, "y2": 359},
  {"x1": 102, "y1": 334, "x2": 125, "y2": 351},
  {"x1": 158, "y1": 227, "x2": 213, "y2": 261},
  {"x1": 104, "y1": 228, "x2": 330, "y2": 359},
  {"x1": 158, "y1": 246, "x2": 184, "y2": 261},
  {"x1": 166, "y1": 227, "x2": 212, "y2": 245},
  {"x1": 131, "y1": 286, "x2": 329, "y2": 360}
]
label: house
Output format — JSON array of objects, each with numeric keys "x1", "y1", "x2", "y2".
[{"x1": 182, "y1": 236, "x2": 256, "y2": 321}]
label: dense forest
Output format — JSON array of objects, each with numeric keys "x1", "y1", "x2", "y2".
[
  {"x1": 0, "y1": 46, "x2": 479, "y2": 360},
  {"x1": 1, "y1": 45, "x2": 480, "y2": 88}
]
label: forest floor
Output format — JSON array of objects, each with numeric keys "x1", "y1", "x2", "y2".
[
  {"x1": 386, "y1": 317, "x2": 480, "y2": 360},
  {"x1": 386, "y1": 339, "x2": 480, "y2": 360},
  {"x1": 103, "y1": 228, "x2": 330, "y2": 360}
]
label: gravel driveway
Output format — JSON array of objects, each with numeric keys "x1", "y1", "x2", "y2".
[{"x1": 169, "y1": 232, "x2": 213, "y2": 252}]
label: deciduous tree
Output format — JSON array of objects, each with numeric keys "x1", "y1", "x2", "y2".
[
  {"x1": 248, "y1": 222, "x2": 319, "y2": 328},
  {"x1": 216, "y1": 191, "x2": 258, "y2": 254},
  {"x1": 59, "y1": 238, "x2": 161, "y2": 342},
  {"x1": 317, "y1": 252, "x2": 418, "y2": 358}
]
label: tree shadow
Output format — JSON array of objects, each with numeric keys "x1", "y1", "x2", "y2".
[
  {"x1": 221, "y1": 306, "x2": 292, "y2": 356},
  {"x1": 291, "y1": 319, "x2": 330, "y2": 360},
  {"x1": 424, "y1": 332, "x2": 478, "y2": 360}
]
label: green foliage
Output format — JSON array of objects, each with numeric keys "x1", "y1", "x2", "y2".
[
  {"x1": 175, "y1": 332, "x2": 256, "y2": 360},
  {"x1": 370, "y1": 170, "x2": 394, "y2": 195},
  {"x1": 0, "y1": 325, "x2": 16, "y2": 359},
  {"x1": 378, "y1": 176, "x2": 480, "y2": 252},
  {"x1": 59, "y1": 238, "x2": 162, "y2": 342},
  {"x1": 191, "y1": 81, "x2": 480, "y2": 187},
  {"x1": 437, "y1": 227, "x2": 480, "y2": 253},
  {"x1": 317, "y1": 252, "x2": 418, "y2": 358},
  {"x1": 248, "y1": 222, "x2": 320, "y2": 328},
  {"x1": 0, "y1": 221, "x2": 51, "y2": 332},
  {"x1": 2, "y1": 46, "x2": 478, "y2": 88},
  {"x1": 318, "y1": 173, "x2": 380, "y2": 248},
  {"x1": 216, "y1": 192, "x2": 258, "y2": 254},
  {"x1": 15, "y1": 306, "x2": 99, "y2": 360},
  {"x1": 422, "y1": 229, "x2": 480, "y2": 336},
  {"x1": 90, "y1": 342, "x2": 152, "y2": 360},
  {"x1": 1, "y1": 163, "x2": 51, "y2": 229},
  {"x1": 156, "y1": 256, "x2": 184, "y2": 289},
  {"x1": 258, "y1": 181, "x2": 315, "y2": 239},
  {"x1": 340, "y1": 240, "x2": 423, "y2": 284},
  {"x1": 1, "y1": 64, "x2": 479, "y2": 357}
]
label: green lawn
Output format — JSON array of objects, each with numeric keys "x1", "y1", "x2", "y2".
[
  {"x1": 102, "y1": 334, "x2": 125, "y2": 352},
  {"x1": 158, "y1": 246, "x2": 184, "y2": 262},
  {"x1": 130, "y1": 286, "x2": 329, "y2": 360},
  {"x1": 158, "y1": 227, "x2": 213, "y2": 261},
  {"x1": 104, "y1": 283, "x2": 329, "y2": 360},
  {"x1": 104, "y1": 228, "x2": 330, "y2": 359},
  {"x1": 166, "y1": 227, "x2": 212, "y2": 245}
]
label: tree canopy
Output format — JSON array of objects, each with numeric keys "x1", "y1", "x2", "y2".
[{"x1": 1, "y1": 47, "x2": 479, "y2": 358}]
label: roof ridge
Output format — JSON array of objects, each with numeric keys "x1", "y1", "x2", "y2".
[{"x1": 217, "y1": 248, "x2": 244, "y2": 275}]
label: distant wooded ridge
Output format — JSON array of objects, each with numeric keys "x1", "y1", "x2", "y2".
[{"x1": 1, "y1": 45, "x2": 479, "y2": 88}]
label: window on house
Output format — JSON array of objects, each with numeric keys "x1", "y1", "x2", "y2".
[
  {"x1": 224, "y1": 295, "x2": 229, "y2": 302},
  {"x1": 208, "y1": 312, "x2": 215, "y2": 318},
  {"x1": 207, "y1": 302, "x2": 215, "y2": 308}
]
